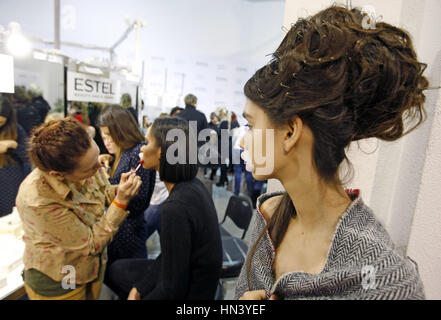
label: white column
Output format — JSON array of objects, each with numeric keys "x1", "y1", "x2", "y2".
[{"x1": 405, "y1": 0, "x2": 441, "y2": 301}]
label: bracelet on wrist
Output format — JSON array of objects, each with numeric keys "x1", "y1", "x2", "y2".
[{"x1": 113, "y1": 200, "x2": 128, "y2": 210}]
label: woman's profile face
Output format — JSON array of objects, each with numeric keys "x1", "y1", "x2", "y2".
[
  {"x1": 141, "y1": 126, "x2": 161, "y2": 171},
  {"x1": 64, "y1": 139, "x2": 101, "y2": 182},
  {"x1": 240, "y1": 99, "x2": 286, "y2": 180},
  {"x1": 100, "y1": 126, "x2": 120, "y2": 155},
  {"x1": 0, "y1": 116, "x2": 7, "y2": 128}
]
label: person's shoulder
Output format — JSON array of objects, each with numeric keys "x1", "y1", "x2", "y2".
[
  {"x1": 172, "y1": 178, "x2": 202, "y2": 196},
  {"x1": 176, "y1": 108, "x2": 188, "y2": 116},
  {"x1": 134, "y1": 142, "x2": 145, "y2": 152},
  {"x1": 257, "y1": 192, "x2": 285, "y2": 221},
  {"x1": 161, "y1": 198, "x2": 191, "y2": 220},
  {"x1": 16, "y1": 169, "x2": 45, "y2": 203},
  {"x1": 123, "y1": 143, "x2": 144, "y2": 158},
  {"x1": 167, "y1": 179, "x2": 207, "y2": 205},
  {"x1": 17, "y1": 168, "x2": 38, "y2": 188},
  {"x1": 196, "y1": 109, "x2": 206, "y2": 117},
  {"x1": 219, "y1": 120, "x2": 229, "y2": 129}
]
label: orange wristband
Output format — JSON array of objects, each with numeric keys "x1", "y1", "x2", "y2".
[{"x1": 113, "y1": 200, "x2": 128, "y2": 210}]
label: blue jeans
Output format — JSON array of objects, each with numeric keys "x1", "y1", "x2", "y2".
[
  {"x1": 107, "y1": 258, "x2": 155, "y2": 300},
  {"x1": 234, "y1": 163, "x2": 259, "y2": 197},
  {"x1": 143, "y1": 203, "x2": 162, "y2": 240}
]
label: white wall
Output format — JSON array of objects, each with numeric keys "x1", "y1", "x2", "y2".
[
  {"x1": 13, "y1": 57, "x2": 64, "y2": 109},
  {"x1": 0, "y1": 0, "x2": 286, "y2": 123},
  {"x1": 274, "y1": 0, "x2": 441, "y2": 299},
  {"x1": 405, "y1": 0, "x2": 441, "y2": 301}
]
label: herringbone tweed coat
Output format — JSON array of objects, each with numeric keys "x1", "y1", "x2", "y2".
[{"x1": 234, "y1": 192, "x2": 425, "y2": 300}]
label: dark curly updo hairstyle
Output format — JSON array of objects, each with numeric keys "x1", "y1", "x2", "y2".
[{"x1": 244, "y1": 5, "x2": 429, "y2": 289}]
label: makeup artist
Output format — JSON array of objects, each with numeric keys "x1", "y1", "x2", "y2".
[{"x1": 16, "y1": 118, "x2": 142, "y2": 300}]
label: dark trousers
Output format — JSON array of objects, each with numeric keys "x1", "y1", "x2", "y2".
[
  {"x1": 219, "y1": 164, "x2": 228, "y2": 184},
  {"x1": 106, "y1": 258, "x2": 155, "y2": 300}
]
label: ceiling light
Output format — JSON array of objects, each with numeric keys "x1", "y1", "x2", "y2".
[{"x1": 6, "y1": 22, "x2": 31, "y2": 57}]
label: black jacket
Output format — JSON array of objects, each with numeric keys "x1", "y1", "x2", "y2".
[
  {"x1": 30, "y1": 96, "x2": 51, "y2": 123},
  {"x1": 15, "y1": 104, "x2": 41, "y2": 136},
  {"x1": 208, "y1": 121, "x2": 220, "y2": 136},
  {"x1": 135, "y1": 178, "x2": 222, "y2": 300},
  {"x1": 177, "y1": 104, "x2": 208, "y2": 143}
]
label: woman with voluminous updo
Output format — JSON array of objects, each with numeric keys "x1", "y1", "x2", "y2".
[{"x1": 236, "y1": 5, "x2": 428, "y2": 300}]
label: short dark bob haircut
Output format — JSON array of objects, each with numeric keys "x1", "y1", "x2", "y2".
[{"x1": 150, "y1": 116, "x2": 198, "y2": 183}]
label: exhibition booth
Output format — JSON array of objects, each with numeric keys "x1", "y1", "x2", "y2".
[{"x1": 0, "y1": 14, "x2": 144, "y2": 300}]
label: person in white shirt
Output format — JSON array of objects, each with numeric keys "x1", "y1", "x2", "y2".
[{"x1": 231, "y1": 119, "x2": 265, "y2": 207}]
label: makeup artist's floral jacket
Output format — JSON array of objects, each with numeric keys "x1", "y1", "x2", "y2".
[{"x1": 16, "y1": 167, "x2": 128, "y2": 284}]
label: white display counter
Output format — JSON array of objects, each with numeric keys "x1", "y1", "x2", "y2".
[{"x1": 0, "y1": 209, "x2": 26, "y2": 300}]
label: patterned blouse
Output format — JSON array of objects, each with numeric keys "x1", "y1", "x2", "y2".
[
  {"x1": 235, "y1": 191, "x2": 425, "y2": 300},
  {"x1": 16, "y1": 167, "x2": 128, "y2": 284},
  {"x1": 106, "y1": 143, "x2": 156, "y2": 264}
]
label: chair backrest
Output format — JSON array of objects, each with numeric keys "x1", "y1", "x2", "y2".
[{"x1": 221, "y1": 195, "x2": 253, "y2": 239}]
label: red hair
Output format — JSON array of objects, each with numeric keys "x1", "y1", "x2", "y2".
[{"x1": 29, "y1": 117, "x2": 91, "y2": 173}]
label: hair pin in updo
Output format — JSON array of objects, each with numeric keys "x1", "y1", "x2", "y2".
[
  {"x1": 280, "y1": 82, "x2": 290, "y2": 89},
  {"x1": 285, "y1": 92, "x2": 295, "y2": 99}
]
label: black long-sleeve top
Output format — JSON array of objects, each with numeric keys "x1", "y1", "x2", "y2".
[
  {"x1": 134, "y1": 178, "x2": 222, "y2": 300},
  {"x1": 107, "y1": 143, "x2": 156, "y2": 264}
]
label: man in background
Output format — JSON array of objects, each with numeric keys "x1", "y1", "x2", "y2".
[
  {"x1": 121, "y1": 93, "x2": 138, "y2": 123},
  {"x1": 177, "y1": 94, "x2": 211, "y2": 194},
  {"x1": 177, "y1": 94, "x2": 208, "y2": 148}
]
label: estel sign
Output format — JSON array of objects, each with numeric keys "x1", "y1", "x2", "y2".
[{"x1": 67, "y1": 71, "x2": 121, "y2": 103}]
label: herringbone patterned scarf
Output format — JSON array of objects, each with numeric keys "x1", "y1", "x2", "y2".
[{"x1": 234, "y1": 192, "x2": 425, "y2": 300}]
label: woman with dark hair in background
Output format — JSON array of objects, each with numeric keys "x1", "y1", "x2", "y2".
[
  {"x1": 170, "y1": 106, "x2": 183, "y2": 117},
  {"x1": 87, "y1": 102, "x2": 107, "y2": 154},
  {"x1": 107, "y1": 117, "x2": 222, "y2": 300},
  {"x1": 97, "y1": 105, "x2": 156, "y2": 267},
  {"x1": 236, "y1": 5, "x2": 428, "y2": 300},
  {"x1": 0, "y1": 95, "x2": 31, "y2": 216},
  {"x1": 11, "y1": 86, "x2": 41, "y2": 136}
]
